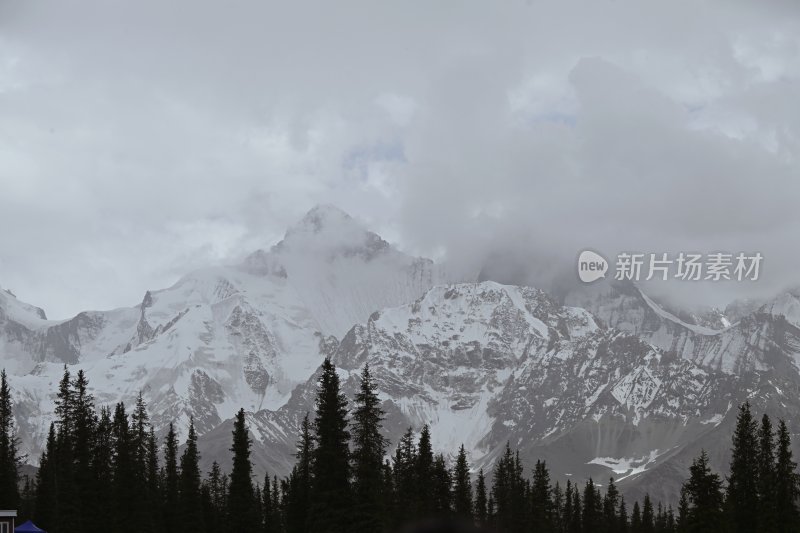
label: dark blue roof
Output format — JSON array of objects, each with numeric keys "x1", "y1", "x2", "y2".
[{"x1": 15, "y1": 521, "x2": 46, "y2": 533}]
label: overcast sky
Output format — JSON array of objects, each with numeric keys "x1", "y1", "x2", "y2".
[{"x1": 1, "y1": 0, "x2": 799, "y2": 319}]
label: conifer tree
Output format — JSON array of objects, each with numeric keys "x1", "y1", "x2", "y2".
[
  {"x1": 676, "y1": 489, "x2": 689, "y2": 533},
  {"x1": 34, "y1": 424, "x2": 58, "y2": 532},
  {"x1": 145, "y1": 426, "x2": 161, "y2": 529},
  {"x1": 253, "y1": 484, "x2": 264, "y2": 531},
  {"x1": 683, "y1": 450, "x2": 724, "y2": 532},
  {"x1": 263, "y1": 473, "x2": 275, "y2": 533},
  {"x1": 19, "y1": 475, "x2": 35, "y2": 523},
  {"x1": 727, "y1": 402, "x2": 760, "y2": 533},
  {"x1": 0, "y1": 369, "x2": 20, "y2": 509},
  {"x1": 111, "y1": 402, "x2": 143, "y2": 533},
  {"x1": 530, "y1": 459, "x2": 552, "y2": 532},
  {"x1": 207, "y1": 461, "x2": 227, "y2": 518},
  {"x1": 665, "y1": 505, "x2": 676, "y2": 533},
  {"x1": 285, "y1": 414, "x2": 312, "y2": 533},
  {"x1": 416, "y1": 424, "x2": 434, "y2": 516},
  {"x1": 603, "y1": 478, "x2": 620, "y2": 533},
  {"x1": 654, "y1": 502, "x2": 666, "y2": 532},
  {"x1": 54, "y1": 366, "x2": 74, "y2": 434},
  {"x1": 431, "y1": 453, "x2": 452, "y2": 514},
  {"x1": 201, "y1": 462, "x2": 225, "y2": 533},
  {"x1": 200, "y1": 482, "x2": 216, "y2": 533},
  {"x1": 492, "y1": 443, "x2": 526, "y2": 532},
  {"x1": 631, "y1": 501, "x2": 642, "y2": 532},
  {"x1": 619, "y1": 496, "x2": 629, "y2": 533},
  {"x1": 757, "y1": 413, "x2": 777, "y2": 532},
  {"x1": 393, "y1": 428, "x2": 417, "y2": 522},
  {"x1": 775, "y1": 419, "x2": 799, "y2": 533},
  {"x1": 130, "y1": 391, "x2": 157, "y2": 532},
  {"x1": 582, "y1": 478, "x2": 601, "y2": 532},
  {"x1": 474, "y1": 467, "x2": 488, "y2": 527},
  {"x1": 163, "y1": 422, "x2": 180, "y2": 533},
  {"x1": 563, "y1": 481, "x2": 574, "y2": 533},
  {"x1": 642, "y1": 494, "x2": 655, "y2": 533},
  {"x1": 90, "y1": 406, "x2": 114, "y2": 533},
  {"x1": 53, "y1": 366, "x2": 78, "y2": 532},
  {"x1": 452, "y1": 444, "x2": 473, "y2": 520},
  {"x1": 309, "y1": 359, "x2": 352, "y2": 532},
  {"x1": 552, "y1": 482, "x2": 564, "y2": 533},
  {"x1": 228, "y1": 409, "x2": 259, "y2": 531},
  {"x1": 271, "y1": 476, "x2": 282, "y2": 533},
  {"x1": 179, "y1": 419, "x2": 205, "y2": 533},
  {"x1": 381, "y1": 460, "x2": 395, "y2": 532},
  {"x1": 350, "y1": 364, "x2": 388, "y2": 532},
  {"x1": 570, "y1": 484, "x2": 582, "y2": 533}
]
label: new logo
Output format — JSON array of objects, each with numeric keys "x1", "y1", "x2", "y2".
[{"x1": 578, "y1": 250, "x2": 608, "y2": 283}]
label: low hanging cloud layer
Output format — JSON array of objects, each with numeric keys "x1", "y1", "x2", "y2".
[{"x1": 1, "y1": 0, "x2": 799, "y2": 318}]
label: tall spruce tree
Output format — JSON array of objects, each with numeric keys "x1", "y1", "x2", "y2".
[
  {"x1": 492, "y1": 443, "x2": 526, "y2": 533},
  {"x1": 350, "y1": 364, "x2": 388, "y2": 532},
  {"x1": 603, "y1": 478, "x2": 621, "y2": 533},
  {"x1": 285, "y1": 414, "x2": 313, "y2": 533},
  {"x1": 552, "y1": 482, "x2": 564, "y2": 533},
  {"x1": 676, "y1": 489, "x2": 689, "y2": 533},
  {"x1": 179, "y1": 419, "x2": 205, "y2": 533},
  {"x1": 570, "y1": 484, "x2": 582, "y2": 533},
  {"x1": 618, "y1": 496, "x2": 629, "y2": 533},
  {"x1": 474, "y1": 468, "x2": 488, "y2": 527},
  {"x1": 530, "y1": 460, "x2": 553, "y2": 532},
  {"x1": 683, "y1": 450, "x2": 724, "y2": 532},
  {"x1": 775, "y1": 419, "x2": 799, "y2": 533},
  {"x1": 130, "y1": 391, "x2": 157, "y2": 532},
  {"x1": 757, "y1": 414, "x2": 777, "y2": 532},
  {"x1": 582, "y1": 478, "x2": 601, "y2": 532},
  {"x1": 145, "y1": 427, "x2": 161, "y2": 530},
  {"x1": 111, "y1": 402, "x2": 145, "y2": 533},
  {"x1": 163, "y1": 422, "x2": 180, "y2": 533},
  {"x1": 563, "y1": 481, "x2": 574, "y2": 533},
  {"x1": 393, "y1": 428, "x2": 417, "y2": 523},
  {"x1": 90, "y1": 406, "x2": 114, "y2": 533},
  {"x1": 431, "y1": 453, "x2": 452, "y2": 514},
  {"x1": 642, "y1": 494, "x2": 655, "y2": 533},
  {"x1": 381, "y1": 460, "x2": 395, "y2": 532},
  {"x1": 71, "y1": 370, "x2": 95, "y2": 533},
  {"x1": 228, "y1": 409, "x2": 259, "y2": 531},
  {"x1": 727, "y1": 402, "x2": 760, "y2": 533},
  {"x1": 415, "y1": 424, "x2": 434, "y2": 516},
  {"x1": 0, "y1": 369, "x2": 20, "y2": 509},
  {"x1": 452, "y1": 444, "x2": 473, "y2": 520},
  {"x1": 34, "y1": 424, "x2": 58, "y2": 532},
  {"x1": 631, "y1": 501, "x2": 642, "y2": 532},
  {"x1": 53, "y1": 366, "x2": 78, "y2": 532},
  {"x1": 309, "y1": 359, "x2": 352, "y2": 532},
  {"x1": 204, "y1": 462, "x2": 226, "y2": 533},
  {"x1": 270, "y1": 476, "x2": 282, "y2": 533}
]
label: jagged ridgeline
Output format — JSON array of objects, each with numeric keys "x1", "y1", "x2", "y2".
[
  {"x1": 5, "y1": 206, "x2": 800, "y2": 505},
  {"x1": 1, "y1": 365, "x2": 798, "y2": 533}
]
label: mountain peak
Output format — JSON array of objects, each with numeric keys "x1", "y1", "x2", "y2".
[
  {"x1": 274, "y1": 204, "x2": 392, "y2": 261},
  {"x1": 295, "y1": 204, "x2": 353, "y2": 233}
]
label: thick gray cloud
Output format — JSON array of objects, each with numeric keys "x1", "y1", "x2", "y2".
[{"x1": 1, "y1": 0, "x2": 799, "y2": 318}]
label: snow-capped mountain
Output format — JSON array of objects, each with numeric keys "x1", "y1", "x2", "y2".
[
  {"x1": 4, "y1": 206, "x2": 800, "y2": 505},
  {"x1": 234, "y1": 281, "x2": 800, "y2": 504},
  {"x1": 2, "y1": 205, "x2": 449, "y2": 457}
]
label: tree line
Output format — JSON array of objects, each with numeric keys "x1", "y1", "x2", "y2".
[{"x1": 1, "y1": 363, "x2": 799, "y2": 532}]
